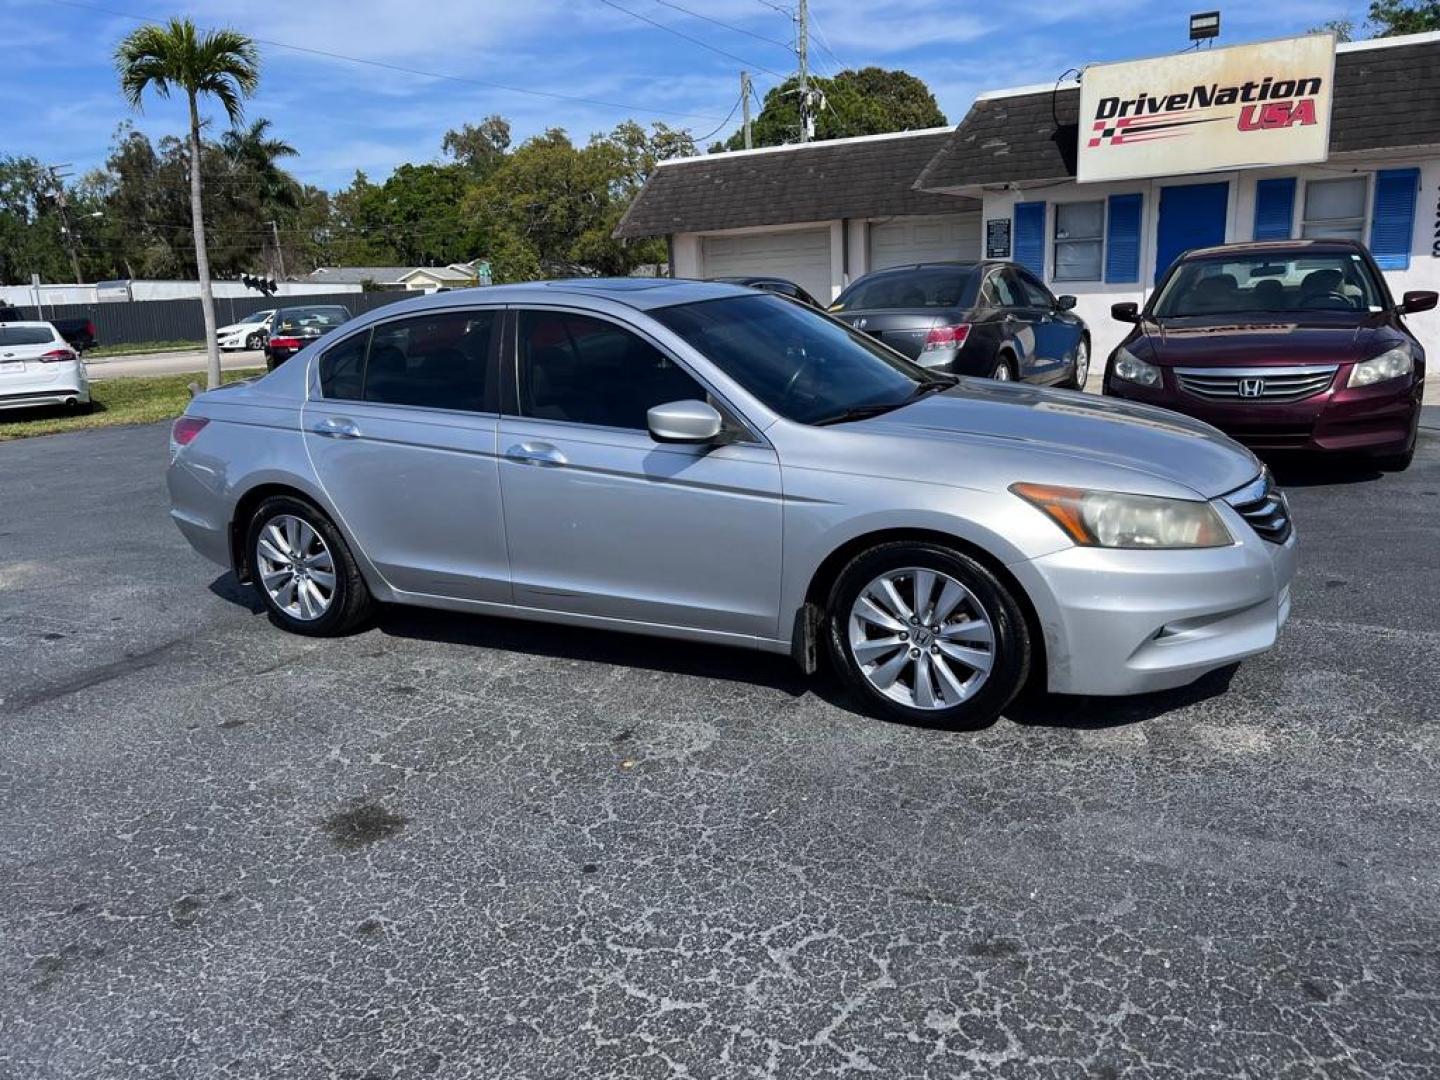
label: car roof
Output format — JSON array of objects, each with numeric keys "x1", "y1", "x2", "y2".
[
  {"x1": 1182, "y1": 238, "x2": 1367, "y2": 259},
  {"x1": 323, "y1": 278, "x2": 755, "y2": 321}
]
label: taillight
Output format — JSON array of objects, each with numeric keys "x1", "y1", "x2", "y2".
[
  {"x1": 923, "y1": 324, "x2": 971, "y2": 351},
  {"x1": 268, "y1": 336, "x2": 302, "y2": 350},
  {"x1": 38, "y1": 348, "x2": 77, "y2": 363},
  {"x1": 170, "y1": 415, "x2": 209, "y2": 454}
]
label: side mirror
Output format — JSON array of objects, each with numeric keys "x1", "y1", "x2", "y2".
[
  {"x1": 1401, "y1": 290, "x2": 1438, "y2": 314},
  {"x1": 1056, "y1": 294, "x2": 1077, "y2": 311},
  {"x1": 1111, "y1": 301, "x2": 1140, "y2": 323},
  {"x1": 648, "y1": 399, "x2": 724, "y2": 444}
]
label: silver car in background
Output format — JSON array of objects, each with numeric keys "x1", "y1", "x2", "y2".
[{"x1": 167, "y1": 279, "x2": 1296, "y2": 729}]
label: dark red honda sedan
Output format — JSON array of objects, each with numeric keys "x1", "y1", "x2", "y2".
[{"x1": 1103, "y1": 239, "x2": 1435, "y2": 470}]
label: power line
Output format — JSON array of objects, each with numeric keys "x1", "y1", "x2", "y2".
[
  {"x1": 692, "y1": 90, "x2": 746, "y2": 144},
  {"x1": 808, "y1": 9, "x2": 849, "y2": 72},
  {"x1": 48, "y1": 0, "x2": 729, "y2": 122},
  {"x1": 648, "y1": 0, "x2": 793, "y2": 51},
  {"x1": 597, "y1": 0, "x2": 789, "y2": 79}
]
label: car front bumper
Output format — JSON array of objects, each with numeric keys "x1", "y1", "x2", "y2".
[
  {"x1": 1008, "y1": 501, "x2": 1297, "y2": 696},
  {"x1": 1104, "y1": 369, "x2": 1423, "y2": 455}
]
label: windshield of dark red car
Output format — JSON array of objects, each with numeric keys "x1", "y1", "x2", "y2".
[{"x1": 1152, "y1": 252, "x2": 1386, "y2": 318}]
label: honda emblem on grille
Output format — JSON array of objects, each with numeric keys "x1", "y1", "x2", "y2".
[{"x1": 1238, "y1": 377, "x2": 1265, "y2": 398}]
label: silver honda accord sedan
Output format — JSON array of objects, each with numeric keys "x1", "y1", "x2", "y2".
[{"x1": 167, "y1": 279, "x2": 1296, "y2": 728}]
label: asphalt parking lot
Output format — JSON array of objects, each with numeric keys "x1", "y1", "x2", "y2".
[{"x1": 2, "y1": 420, "x2": 1439, "y2": 1078}]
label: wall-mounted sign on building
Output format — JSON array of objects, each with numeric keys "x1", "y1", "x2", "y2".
[
  {"x1": 1077, "y1": 34, "x2": 1336, "y2": 184},
  {"x1": 985, "y1": 218, "x2": 1011, "y2": 259}
]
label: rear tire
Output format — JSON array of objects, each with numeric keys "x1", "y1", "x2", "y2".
[
  {"x1": 825, "y1": 542, "x2": 1031, "y2": 730},
  {"x1": 246, "y1": 495, "x2": 373, "y2": 636}
]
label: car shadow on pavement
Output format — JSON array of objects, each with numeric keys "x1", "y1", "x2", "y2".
[
  {"x1": 211, "y1": 571, "x2": 1241, "y2": 727},
  {"x1": 1262, "y1": 452, "x2": 1383, "y2": 487},
  {"x1": 1006, "y1": 664, "x2": 1239, "y2": 730}
]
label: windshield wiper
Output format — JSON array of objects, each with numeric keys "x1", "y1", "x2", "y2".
[
  {"x1": 906, "y1": 376, "x2": 958, "y2": 401},
  {"x1": 813, "y1": 401, "x2": 907, "y2": 426}
]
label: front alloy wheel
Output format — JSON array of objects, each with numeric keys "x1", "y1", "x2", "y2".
[
  {"x1": 847, "y1": 567, "x2": 996, "y2": 710},
  {"x1": 991, "y1": 359, "x2": 1014, "y2": 381},
  {"x1": 1065, "y1": 340, "x2": 1090, "y2": 390},
  {"x1": 827, "y1": 542, "x2": 1031, "y2": 729}
]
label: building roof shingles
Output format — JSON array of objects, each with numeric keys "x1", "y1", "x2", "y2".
[
  {"x1": 613, "y1": 130, "x2": 975, "y2": 239},
  {"x1": 916, "y1": 39, "x2": 1440, "y2": 193}
]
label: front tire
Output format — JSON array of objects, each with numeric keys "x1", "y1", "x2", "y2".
[
  {"x1": 1060, "y1": 338, "x2": 1090, "y2": 390},
  {"x1": 990, "y1": 356, "x2": 1016, "y2": 382},
  {"x1": 246, "y1": 495, "x2": 373, "y2": 636},
  {"x1": 246, "y1": 331, "x2": 264, "y2": 351},
  {"x1": 825, "y1": 542, "x2": 1031, "y2": 729}
]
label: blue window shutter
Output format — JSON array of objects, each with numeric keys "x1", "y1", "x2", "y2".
[
  {"x1": 1104, "y1": 193, "x2": 1143, "y2": 283},
  {"x1": 1252, "y1": 178, "x2": 1296, "y2": 241},
  {"x1": 1013, "y1": 202, "x2": 1046, "y2": 278},
  {"x1": 1370, "y1": 168, "x2": 1419, "y2": 270}
]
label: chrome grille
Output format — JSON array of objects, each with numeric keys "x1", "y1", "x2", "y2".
[
  {"x1": 1176, "y1": 365, "x2": 1337, "y2": 402},
  {"x1": 1224, "y1": 471, "x2": 1292, "y2": 545}
]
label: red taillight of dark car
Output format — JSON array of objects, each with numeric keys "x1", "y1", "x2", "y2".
[
  {"x1": 37, "y1": 348, "x2": 77, "y2": 363},
  {"x1": 268, "y1": 336, "x2": 303, "y2": 351},
  {"x1": 924, "y1": 324, "x2": 971, "y2": 351}
]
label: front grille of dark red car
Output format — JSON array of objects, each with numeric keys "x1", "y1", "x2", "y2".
[
  {"x1": 1224, "y1": 471, "x2": 1292, "y2": 545},
  {"x1": 1177, "y1": 365, "x2": 1337, "y2": 402}
]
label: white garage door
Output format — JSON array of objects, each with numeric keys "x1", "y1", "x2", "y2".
[
  {"x1": 701, "y1": 228, "x2": 833, "y2": 302},
  {"x1": 869, "y1": 213, "x2": 982, "y2": 272}
]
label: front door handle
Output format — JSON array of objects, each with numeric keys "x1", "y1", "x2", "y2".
[
  {"x1": 313, "y1": 416, "x2": 361, "y2": 439},
  {"x1": 505, "y1": 442, "x2": 567, "y2": 467}
]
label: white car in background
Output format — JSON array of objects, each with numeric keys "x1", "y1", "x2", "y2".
[
  {"x1": 0, "y1": 321, "x2": 91, "y2": 412},
  {"x1": 216, "y1": 309, "x2": 275, "y2": 352}
]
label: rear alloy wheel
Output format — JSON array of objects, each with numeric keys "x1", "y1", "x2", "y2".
[
  {"x1": 827, "y1": 542, "x2": 1030, "y2": 729},
  {"x1": 1062, "y1": 339, "x2": 1090, "y2": 390},
  {"x1": 991, "y1": 358, "x2": 1015, "y2": 382},
  {"x1": 246, "y1": 495, "x2": 373, "y2": 635}
]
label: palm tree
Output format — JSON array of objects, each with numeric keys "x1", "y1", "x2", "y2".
[
  {"x1": 221, "y1": 117, "x2": 299, "y2": 207},
  {"x1": 116, "y1": 17, "x2": 259, "y2": 389}
]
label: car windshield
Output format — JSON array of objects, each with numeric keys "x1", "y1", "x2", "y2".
[
  {"x1": 1152, "y1": 252, "x2": 1386, "y2": 317},
  {"x1": 652, "y1": 294, "x2": 942, "y2": 426},
  {"x1": 240, "y1": 310, "x2": 270, "y2": 324},
  {"x1": 832, "y1": 267, "x2": 976, "y2": 312},
  {"x1": 275, "y1": 307, "x2": 349, "y2": 333}
]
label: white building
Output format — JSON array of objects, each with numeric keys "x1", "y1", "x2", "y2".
[{"x1": 617, "y1": 31, "x2": 1440, "y2": 366}]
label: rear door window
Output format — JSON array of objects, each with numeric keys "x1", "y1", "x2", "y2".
[
  {"x1": 363, "y1": 310, "x2": 497, "y2": 412},
  {"x1": 318, "y1": 330, "x2": 369, "y2": 401}
]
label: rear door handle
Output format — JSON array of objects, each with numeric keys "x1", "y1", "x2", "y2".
[
  {"x1": 505, "y1": 442, "x2": 567, "y2": 467},
  {"x1": 313, "y1": 416, "x2": 361, "y2": 439}
]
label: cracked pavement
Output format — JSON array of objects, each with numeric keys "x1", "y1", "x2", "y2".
[{"x1": 1, "y1": 422, "x2": 1438, "y2": 1078}]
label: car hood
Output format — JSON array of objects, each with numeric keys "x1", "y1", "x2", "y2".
[
  {"x1": 1137, "y1": 313, "x2": 1386, "y2": 366},
  {"x1": 855, "y1": 380, "x2": 1259, "y2": 499}
]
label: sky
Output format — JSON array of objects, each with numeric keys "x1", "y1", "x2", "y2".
[{"x1": 2, "y1": 0, "x2": 1357, "y2": 192}]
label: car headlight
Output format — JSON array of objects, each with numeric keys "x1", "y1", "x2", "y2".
[
  {"x1": 1350, "y1": 345, "x2": 1413, "y2": 388},
  {"x1": 1011, "y1": 483, "x2": 1232, "y2": 549},
  {"x1": 1111, "y1": 346, "x2": 1162, "y2": 388}
]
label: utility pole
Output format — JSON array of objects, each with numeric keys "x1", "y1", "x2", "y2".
[
  {"x1": 741, "y1": 71, "x2": 753, "y2": 150},
  {"x1": 266, "y1": 219, "x2": 286, "y2": 281},
  {"x1": 46, "y1": 164, "x2": 84, "y2": 285},
  {"x1": 796, "y1": 0, "x2": 812, "y2": 142}
]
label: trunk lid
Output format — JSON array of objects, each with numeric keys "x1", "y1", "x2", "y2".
[{"x1": 834, "y1": 309, "x2": 963, "y2": 360}]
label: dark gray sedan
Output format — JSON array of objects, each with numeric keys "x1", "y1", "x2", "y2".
[{"x1": 831, "y1": 262, "x2": 1090, "y2": 387}]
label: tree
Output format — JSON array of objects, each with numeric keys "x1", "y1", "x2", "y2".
[
  {"x1": 716, "y1": 67, "x2": 946, "y2": 151},
  {"x1": 442, "y1": 115, "x2": 511, "y2": 174},
  {"x1": 0, "y1": 156, "x2": 71, "y2": 286},
  {"x1": 1368, "y1": 0, "x2": 1440, "y2": 33},
  {"x1": 116, "y1": 16, "x2": 260, "y2": 389}
]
